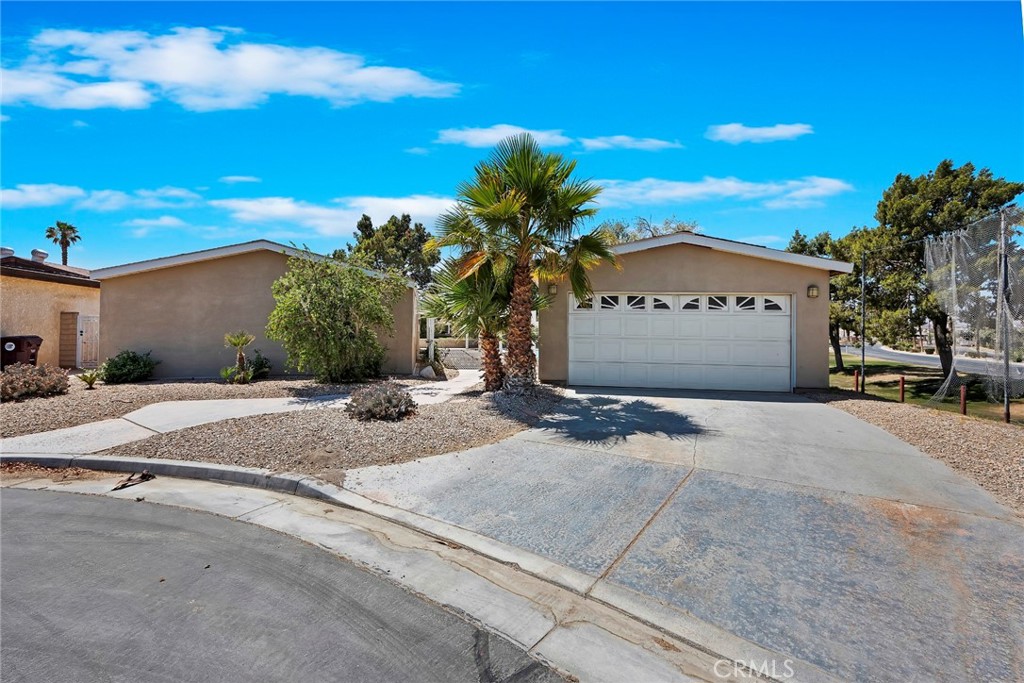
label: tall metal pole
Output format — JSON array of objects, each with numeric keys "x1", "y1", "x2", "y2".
[
  {"x1": 860, "y1": 252, "x2": 867, "y2": 392},
  {"x1": 999, "y1": 210, "x2": 1011, "y2": 423}
]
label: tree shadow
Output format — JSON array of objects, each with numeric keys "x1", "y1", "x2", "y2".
[{"x1": 526, "y1": 394, "x2": 703, "y2": 447}]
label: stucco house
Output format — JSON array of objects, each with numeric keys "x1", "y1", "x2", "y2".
[
  {"x1": 90, "y1": 241, "x2": 418, "y2": 379},
  {"x1": 538, "y1": 233, "x2": 853, "y2": 392},
  {"x1": 0, "y1": 248, "x2": 101, "y2": 369}
]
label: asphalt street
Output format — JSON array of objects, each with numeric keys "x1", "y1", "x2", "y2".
[{"x1": 0, "y1": 488, "x2": 561, "y2": 683}]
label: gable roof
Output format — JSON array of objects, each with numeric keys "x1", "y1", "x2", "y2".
[
  {"x1": 0, "y1": 255, "x2": 100, "y2": 288},
  {"x1": 89, "y1": 239, "x2": 416, "y2": 287},
  {"x1": 612, "y1": 232, "x2": 854, "y2": 274}
]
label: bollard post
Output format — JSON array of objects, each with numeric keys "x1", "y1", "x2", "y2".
[
  {"x1": 853, "y1": 369, "x2": 860, "y2": 393},
  {"x1": 899, "y1": 376, "x2": 905, "y2": 403},
  {"x1": 960, "y1": 385, "x2": 967, "y2": 415}
]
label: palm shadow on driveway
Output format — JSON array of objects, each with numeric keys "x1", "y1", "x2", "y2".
[{"x1": 528, "y1": 394, "x2": 703, "y2": 447}]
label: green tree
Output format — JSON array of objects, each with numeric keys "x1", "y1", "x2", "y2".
[
  {"x1": 873, "y1": 160, "x2": 1023, "y2": 377},
  {"x1": 430, "y1": 134, "x2": 617, "y2": 392},
  {"x1": 333, "y1": 214, "x2": 439, "y2": 289},
  {"x1": 598, "y1": 216, "x2": 699, "y2": 243},
  {"x1": 44, "y1": 221, "x2": 81, "y2": 265},
  {"x1": 224, "y1": 331, "x2": 256, "y2": 378},
  {"x1": 266, "y1": 250, "x2": 407, "y2": 382}
]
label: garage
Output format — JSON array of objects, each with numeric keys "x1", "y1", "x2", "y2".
[
  {"x1": 537, "y1": 232, "x2": 853, "y2": 392},
  {"x1": 568, "y1": 292, "x2": 792, "y2": 391}
]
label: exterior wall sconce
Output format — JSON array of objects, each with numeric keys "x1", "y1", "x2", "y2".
[
  {"x1": 806, "y1": 284, "x2": 820, "y2": 299},
  {"x1": 547, "y1": 283, "x2": 558, "y2": 295}
]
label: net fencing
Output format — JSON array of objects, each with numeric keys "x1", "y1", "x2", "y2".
[{"x1": 924, "y1": 205, "x2": 1024, "y2": 405}]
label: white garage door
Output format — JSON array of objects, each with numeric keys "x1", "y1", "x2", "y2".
[{"x1": 568, "y1": 293, "x2": 793, "y2": 392}]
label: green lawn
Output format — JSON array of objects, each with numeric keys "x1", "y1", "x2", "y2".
[{"x1": 829, "y1": 354, "x2": 1023, "y2": 426}]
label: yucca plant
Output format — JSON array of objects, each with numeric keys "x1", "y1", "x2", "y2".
[
  {"x1": 224, "y1": 331, "x2": 256, "y2": 380},
  {"x1": 77, "y1": 368, "x2": 101, "y2": 389}
]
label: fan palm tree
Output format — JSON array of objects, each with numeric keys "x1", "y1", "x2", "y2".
[
  {"x1": 430, "y1": 134, "x2": 617, "y2": 392},
  {"x1": 224, "y1": 331, "x2": 256, "y2": 377},
  {"x1": 44, "y1": 221, "x2": 81, "y2": 265}
]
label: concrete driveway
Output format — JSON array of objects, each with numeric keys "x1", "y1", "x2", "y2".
[{"x1": 346, "y1": 387, "x2": 1024, "y2": 682}]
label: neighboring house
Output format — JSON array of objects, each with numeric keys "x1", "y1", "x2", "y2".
[
  {"x1": 90, "y1": 240, "x2": 418, "y2": 379},
  {"x1": 538, "y1": 233, "x2": 854, "y2": 392},
  {"x1": 0, "y1": 248, "x2": 101, "y2": 369}
]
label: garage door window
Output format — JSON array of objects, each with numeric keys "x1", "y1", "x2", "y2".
[
  {"x1": 707, "y1": 295, "x2": 728, "y2": 311},
  {"x1": 679, "y1": 296, "x2": 701, "y2": 311},
  {"x1": 763, "y1": 296, "x2": 787, "y2": 313},
  {"x1": 600, "y1": 295, "x2": 620, "y2": 310},
  {"x1": 626, "y1": 295, "x2": 646, "y2": 311},
  {"x1": 575, "y1": 296, "x2": 593, "y2": 310},
  {"x1": 735, "y1": 296, "x2": 756, "y2": 311},
  {"x1": 652, "y1": 296, "x2": 673, "y2": 311}
]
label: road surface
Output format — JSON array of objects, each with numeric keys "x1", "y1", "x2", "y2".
[
  {"x1": 843, "y1": 344, "x2": 1023, "y2": 375},
  {"x1": 0, "y1": 489, "x2": 561, "y2": 683}
]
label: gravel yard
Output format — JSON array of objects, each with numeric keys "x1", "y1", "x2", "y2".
[
  {"x1": 0, "y1": 376, "x2": 424, "y2": 439},
  {"x1": 103, "y1": 386, "x2": 565, "y2": 484},
  {"x1": 806, "y1": 390, "x2": 1024, "y2": 515}
]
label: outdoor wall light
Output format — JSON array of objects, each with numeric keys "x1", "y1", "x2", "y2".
[
  {"x1": 548, "y1": 283, "x2": 558, "y2": 295},
  {"x1": 807, "y1": 284, "x2": 820, "y2": 299}
]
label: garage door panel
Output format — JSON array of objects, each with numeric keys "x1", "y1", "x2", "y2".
[{"x1": 568, "y1": 293, "x2": 792, "y2": 391}]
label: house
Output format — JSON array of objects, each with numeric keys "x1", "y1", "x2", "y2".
[
  {"x1": 90, "y1": 240, "x2": 418, "y2": 379},
  {"x1": 0, "y1": 248, "x2": 101, "y2": 369},
  {"x1": 538, "y1": 232, "x2": 854, "y2": 392}
]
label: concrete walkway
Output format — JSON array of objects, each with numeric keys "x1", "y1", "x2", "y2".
[
  {"x1": 0, "y1": 371, "x2": 481, "y2": 455},
  {"x1": 344, "y1": 387, "x2": 1024, "y2": 682}
]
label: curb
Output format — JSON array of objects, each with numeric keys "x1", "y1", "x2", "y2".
[{"x1": 0, "y1": 451, "x2": 835, "y2": 683}]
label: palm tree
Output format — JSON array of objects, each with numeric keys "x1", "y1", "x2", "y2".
[
  {"x1": 44, "y1": 221, "x2": 81, "y2": 265},
  {"x1": 224, "y1": 331, "x2": 256, "y2": 377},
  {"x1": 431, "y1": 134, "x2": 617, "y2": 392}
]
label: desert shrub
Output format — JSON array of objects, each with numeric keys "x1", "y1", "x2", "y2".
[
  {"x1": 100, "y1": 350, "x2": 159, "y2": 384},
  {"x1": 267, "y1": 249, "x2": 407, "y2": 382},
  {"x1": 77, "y1": 369, "x2": 101, "y2": 389},
  {"x1": 1, "y1": 363, "x2": 70, "y2": 402},
  {"x1": 345, "y1": 382, "x2": 416, "y2": 421},
  {"x1": 246, "y1": 349, "x2": 272, "y2": 379},
  {"x1": 220, "y1": 366, "x2": 254, "y2": 384}
]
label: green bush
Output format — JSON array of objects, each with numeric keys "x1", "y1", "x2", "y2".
[
  {"x1": 1, "y1": 363, "x2": 70, "y2": 402},
  {"x1": 220, "y1": 366, "x2": 254, "y2": 384},
  {"x1": 267, "y1": 249, "x2": 407, "y2": 382},
  {"x1": 246, "y1": 349, "x2": 272, "y2": 380},
  {"x1": 345, "y1": 382, "x2": 417, "y2": 421},
  {"x1": 77, "y1": 369, "x2": 101, "y2": 389},
  {"x1": 100, "y1": 350, "x2": 159, "y2": 384}
]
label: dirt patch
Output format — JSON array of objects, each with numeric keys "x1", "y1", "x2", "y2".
[
  {"x1": 0, "y1": 376, "x2": 426, "y2": 438},
  {"x1": 0, "y1": 462, "x2": 112, "y2": 482},
  {"x1": 101, "y1": 386, "x2": 565, "y2": 480}
]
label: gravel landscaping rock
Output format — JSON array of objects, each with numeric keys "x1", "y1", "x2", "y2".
[
  {"x1": 806, "y1": 390, "x2": 1024, "y2": 515},
  {"x1": 103, "y1": 385, "x2": 565, "y2": 484},
  {"x1": 0, "y1": 376, "x2": 424, "y2": 439}
]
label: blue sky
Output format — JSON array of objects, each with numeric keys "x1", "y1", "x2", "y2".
[{"x1": 1, "y1": 1, "x2": 1022, "y2": 269}]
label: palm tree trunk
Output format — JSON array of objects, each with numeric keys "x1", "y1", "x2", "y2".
[
  {"x1": 236, "y1": 349, "x2": 246, "y2": 374},
  {"x1": 61, "y1": 242, "x2": 69, "y2": 265},
  {"x1": 503, "y1": 261, "x2": 536, "y2": 393},
  {"x1": 479, "y1": 331, "x2": 504, "y2": 392}
]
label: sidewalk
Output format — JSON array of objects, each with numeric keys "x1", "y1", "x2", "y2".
[
  {"x1": 0, "y1": 371, "x2": 481, "y2": 455},
  {"x1": 1, "y1": 469, "x2": 725, "y2": 683}
]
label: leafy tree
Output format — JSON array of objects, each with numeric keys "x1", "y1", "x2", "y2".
[
  {"x1": 430, "y1": 134, "x2": 617, "y2": 392},
  {"x1": 873, "y1": 160, "x2": 1023, "y2": 377},
  {"x1": 224, "y1": 331, "x2": 256, "y2": 380},
  {"x1": 786, "y1": 229, "x2": 861, "y2": 371},
  {"x1": 267, "y1": 250, "x2": 407, "y2": 382},
  {"x1": 44, "y1": 221, "x2": 81, "y2": 265},
  {"x1": 598, "y1": 216, "x2": 699, "y2": 243},
  {"x1": 333, "y1": 214, "x2": 439, "y2": 289}
]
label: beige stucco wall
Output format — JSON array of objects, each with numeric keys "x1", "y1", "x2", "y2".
[
  {"x1": 0, "y1": 275, "x2": 101, "y2": 368},
  {"x1": 99, "y1": 250, "x2": 416, "y2": 379},
  {"x1": 537, "y1": 242, "x2": 832, "y2": 389}
]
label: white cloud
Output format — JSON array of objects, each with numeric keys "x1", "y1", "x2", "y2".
[
  {"x1": 2, "y1": 27, "x2": 459, "y2": 112},
  {"x1": 210, "y1": 194, "x2": 455, "y2": 236},
  {"x1": 705, "y1": 123, "x2": 814, "y2": 144},
  {"x1": 71, "y1": 119, "x2": 89, "y2": 127},
  {"x1": 597, "y1": 175, "x2": 852, "y2": 209},
  {"x1": 0, "y1": 114, "x2": 11, "y2": 122},
  {"x1": 122, "y1": 215, "x2": 187, "y2": 237},
  {"x1": 579, "y1": 135, "x2": 682, "y2": 152},
  {"x1": 436, "y1": 124, "x2": 573, "y2": 148},
  {"x1": 218, "y1": 175, "x2": 261, "y2": 184},
  {"x1": 1, "y1": 183, "x2": 86, "y2": 208},
  {"x1": 404, "y1": 147, "x2": 430, "y2": 155},
  {"x1": 77, "y1": 186, "x2": 202, "y2": 211}
]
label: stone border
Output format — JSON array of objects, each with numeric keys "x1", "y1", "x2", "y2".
[{"x1": 0, "y1": 452, "x2": 838, "y2": 683}]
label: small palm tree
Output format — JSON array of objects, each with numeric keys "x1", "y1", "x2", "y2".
[
  {"x1": 224, "y1": 331, "x2": 256, "y2": 376},
  {"x1": 44, "y1": 221, "x2": 81, "y2": 265},
  {"x1": 430, "y1": 134, "x2": 617, "y2": 392}
]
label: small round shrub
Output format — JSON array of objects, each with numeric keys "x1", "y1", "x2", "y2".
[
  {"x1": 246, "y1": 349, "x2": 272, "y2": 380},
  {"x1": 1, "y1": 363, "x2": 70, "y2": 402},
  {"x1": 100, "y1": 350, "x2": 159, "y2": 384},
  {"x1": 345, "y1": 382, "x2": 417, "y2": 421}
]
